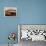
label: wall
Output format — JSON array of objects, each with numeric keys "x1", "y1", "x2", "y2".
[
  {"x1": 0, "y1": 0, "x2": 46, "y2": 44},
  {"x1": 0, "y1": 0, "x2": 20, "y2": 44},
  {"x1": 19, "y1": 0, "x2": 46, "y2": 24}
]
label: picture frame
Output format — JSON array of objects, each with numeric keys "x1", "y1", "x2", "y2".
[
  {"x1": 4, "y1": 7, "x2": 17, "y2": 16},
  {"x1": 18, "y1": 24, "x2": 46, "y2": 41}
]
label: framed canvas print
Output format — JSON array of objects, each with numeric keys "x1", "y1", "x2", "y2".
[
  {"x1": 18, "y1": 24, "x2": 46, "y2": 41},
  {"x1": 4, "y1": 7, "x2": 17, "y2": 16}
]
